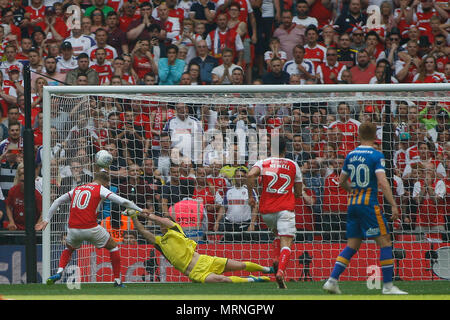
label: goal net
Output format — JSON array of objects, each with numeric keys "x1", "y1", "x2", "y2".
[{"x1": 41, "y1": 84, "x2": 450, "y2": 284}]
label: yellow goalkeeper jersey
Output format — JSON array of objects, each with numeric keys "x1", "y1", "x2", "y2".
[{"x1": 154, "y1": 223, "x2": 198, "y2": 273}]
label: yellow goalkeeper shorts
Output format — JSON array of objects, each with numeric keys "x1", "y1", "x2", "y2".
[{"x1": 188, "y1": 254, "x2": 227, "y2": 283}]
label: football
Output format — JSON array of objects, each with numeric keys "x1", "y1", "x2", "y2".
[
  {"x1": 95, "y1": 150, "x2": 113, "y2": 168},
  {"x1": 122, "y1": 208, "x2": 138, "y2": 218}
]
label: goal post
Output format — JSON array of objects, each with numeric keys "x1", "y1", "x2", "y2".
[{"x1": 42, "y1": 83, "x2": 450, "y2": 284}]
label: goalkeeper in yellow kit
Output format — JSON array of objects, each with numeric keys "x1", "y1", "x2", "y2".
[{"x1": 131, "y1": 210, "x2": 273, "y2": 283}]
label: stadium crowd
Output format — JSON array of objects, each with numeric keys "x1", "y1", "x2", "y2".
[{"x1": 0, "y1": 0, "x2": 448, "y2": 244}]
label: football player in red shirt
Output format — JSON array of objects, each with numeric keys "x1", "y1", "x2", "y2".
[
  {"x1": 247, "y1": 135, "x2": 303, "y2": 289},
  {"x1": 36, "y1": 171, "x2": 145, "y2": 288}
]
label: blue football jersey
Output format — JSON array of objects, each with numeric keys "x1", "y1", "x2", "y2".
[{"x1": 342, "y1": 146, "x2": 386, "y2": 207}]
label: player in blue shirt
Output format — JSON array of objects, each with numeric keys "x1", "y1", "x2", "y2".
[{"x1": 323, "y1": 122, "x2": 407, "y2": 295}]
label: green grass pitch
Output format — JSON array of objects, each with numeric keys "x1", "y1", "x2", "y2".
[{"x1": 1, "y1": 281, "x2": 449, "y2": 300}]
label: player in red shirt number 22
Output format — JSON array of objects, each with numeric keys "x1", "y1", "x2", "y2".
[{"x1": 247, "y1": 136, "x2": 303, "y2": 289}]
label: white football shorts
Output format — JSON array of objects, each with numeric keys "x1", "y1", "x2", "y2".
[
  {"x1": 66, "y1": 225, "x2": 110, "y2": 249},
  {"x1": 261, "y1": 210, "x2": 296, "y2": 237}
]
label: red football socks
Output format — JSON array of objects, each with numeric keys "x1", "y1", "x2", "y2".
[
  {"x1": 59, "y1": 248, "x2": 74, "y2": 269},
  {"x1": 278, "y1": 247, "x2": 292, "y2": 272},
  {"x1": 109, "y1": 249, "x2": 121, "y2": 280}
]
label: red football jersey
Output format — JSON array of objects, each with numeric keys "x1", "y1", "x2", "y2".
[
  {"x1": 265, "y1": 117, "x2": 283, "y2": 134},
  {"x1": 68, "y1": 183, "x2": 111, "y2": 229},
  {"x1": 415, "y1": 10, "x2": 437, "y2": 36},
  {"x1": 90, "y1": 62, "x2": 113, "y2": 85},
  {"x1": 316, "y1": 61, "x2": 347, "y2": 84},
  {"x1": 207, "y1": 176, "x2": 228, "y2": 197},
  {"x1": 6, "y1": 185, "x2": 42, "y2": 230},
  {"x1": 253, "y1": 157, "x2": 302, "y2": 214},
  {"x1": 413, "y1": 71, "x2": 446, "y2": 83},
  {"x1": 328, "y1": 118, "x2": 361, "y2": 152},
  {"x1": 414, "y1": 179, "x2": 446, "y2": 226},
  {"x1": 304, "y1": 44, "x2": 326, "y2": 69},
  {"x1": 107, "y1": 0, "x2": 123, "y2": 11},
  {"x1": 133, "y1": 55, "x2": 154, "y2": 80},
  {"x1": 25, "y1": 5, "x2": 47, "y2": 34},
  {"x1": 322, "y1": 171, "x2": 348, "y2": 213}
]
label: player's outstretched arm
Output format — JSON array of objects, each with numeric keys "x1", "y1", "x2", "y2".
[
  {"x1": 143, "y1": 212, "x2": 176, "y2": 229},
  {"x1": 376, "y1": 171, "x2": 399, "y2": 220},
  {"x1": 131, "y1": 211, "x2": 157, "y2": 244},
  {"x1": 105, "y1": 189, "x2": 143, "y2": 212}
]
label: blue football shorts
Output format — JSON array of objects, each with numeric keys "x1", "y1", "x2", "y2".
[{"x1": 346, "y1": 205, "x2": 390, "y2": 239}]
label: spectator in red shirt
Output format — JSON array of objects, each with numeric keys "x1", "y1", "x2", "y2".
[
  {"x1": 365, "y1": 30, "x2": 384, "y2": 63},
  {"x1": 412, "y1": 163, "x2": 447, "y2": 240},
  {"x1": 17, "y1": 37, "x2": 32, "y2": 63},
  {"x1": 350, "y1": 49, "x2": 376, "y2": 84},
  {"x1": 303, "y1": 25, "x2": 326, "y2": 69},
  {"x1": 33, "y1": 111, "x2": 43, "y2": 148},
  {"x1": 396, "y1": 40, "x2": 421, "y2": 83},
  {"x1": 154, "y1": 0, "x2": 184, "y2": 25},
  {"x1": 5, "y1": 65, "x2": 23, "y2": 97},
  {"x1": 121, "y1": 54, "x2": 139, "y2": 85},
  {"x1": 206, "y1": 12, "x2": 244, "y2": 65},
  {"x1": 309, "y1": 0, "x2": 334, "y2": 30},
  {"x1": 320, "y1": 24, "x2": 338, "y2": 48},
  {"x1": 328, "y1": 102, "x2": 360, "y2": 156},
  {"x1": 90, "y1": 48, "x2": 113, "y2": 85},
  {"x1": 31, "y1": 77, "x2": 46, "y2": 112},
  {"x1": 23, "y1": 0, "x2": 47, "y2": 37},
  {"x1": 131, "y1": 39, "x2": 158, "y2": 82},
  {"x1": 413, "y1": 55, "x2": 446, "y2": 83},
  {"x1": 260, "y1": 103, "x2": 284, "y2": 134},
  {"x1": 427, "y1": 33, "x2": 449, "y2": 73},
  {"x1": 316, "y1": 47, "x2": 347, "y2": 84},
  {"x1": 321, "y1": 156, "x2": 348, "y2": 242},
  {"x1": 119, "y1": 1, "x2": 141, "y2": 34},
  {"x1": 313, "y1": 125, "x2": 342, "y2": 158},
  {"x1": 44, "y1": 4, "x2": 70, "y2": 42},
  {"x1": 192, "y1": 166, "x2": 218, "y2": 231},
  {"x1": 5, "y1": 165, "x2": 42, "y2": 231},
  {"x1": 412, "y1": 0, "x2": 448, "y2": 39},
  {"x1": 0, "y1": 73, "x2": 18, "y2": 116},
  {"x1": 87, "y1": 28, "x2": 118, "y2": 62},
  {"x1": 394, "y1": 132, "x2": 411, "y2": 176}
]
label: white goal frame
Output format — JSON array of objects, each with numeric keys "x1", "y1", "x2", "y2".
[{"x1": 41, "y1": 83, "x2": 450, "y2": 283}]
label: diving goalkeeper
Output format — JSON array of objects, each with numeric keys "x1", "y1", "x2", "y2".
[{"x1": 131, "y1": 210, "x2": 274, "y2": 283}]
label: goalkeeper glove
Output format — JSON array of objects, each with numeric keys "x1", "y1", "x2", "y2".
[{"x1": 123, "y1": 209, "x2": 138, "y2": 218}]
